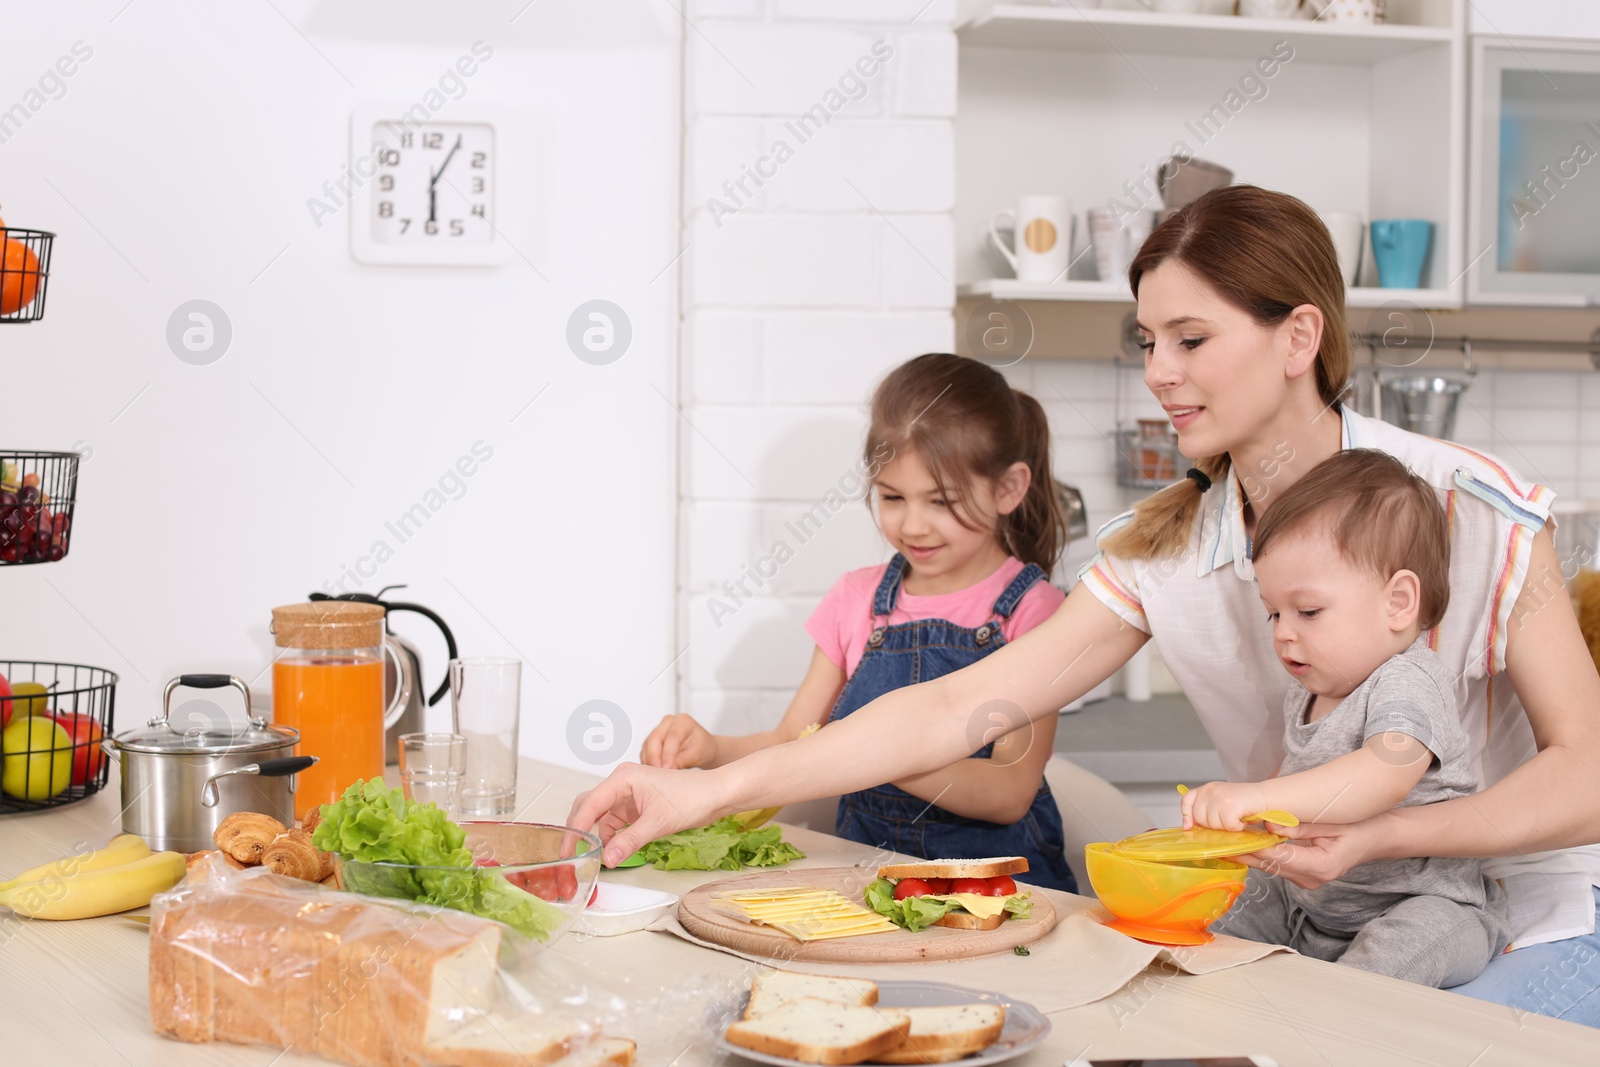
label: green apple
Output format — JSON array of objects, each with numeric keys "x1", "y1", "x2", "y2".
[
  {"x1": 1, "y1": 716, "x2": 72, "y2": 801},
  {"x1": 10, "y1": 681, "x2": 50, "y2": 718}
]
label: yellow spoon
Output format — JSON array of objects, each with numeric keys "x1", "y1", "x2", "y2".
[{"x1": 1176, "y1": 784, "x2": 1300, "y2": 827}]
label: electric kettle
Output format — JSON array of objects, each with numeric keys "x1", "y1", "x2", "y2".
[{"x1": 308, "y1": 585, "x2": 459, "y2": 763}]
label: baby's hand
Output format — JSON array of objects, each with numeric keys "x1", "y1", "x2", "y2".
[
  {"x1": 639, "y1": 714, "x2": 717, "y2": 770},
  {"x1": 1182, "y1": 781, "x2": 1272, "y2": 831}
]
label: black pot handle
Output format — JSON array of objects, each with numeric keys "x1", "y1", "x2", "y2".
[
  {"x1": 255, "y1": 755, "x2": 318, "y2": 777},
  {"x1": 177, "y1": 673, "x2": 234, "y2": 689}
]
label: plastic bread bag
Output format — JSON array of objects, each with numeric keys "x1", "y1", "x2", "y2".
[{"x1": 149, "y1": 855, "x2": 662, "y2": 1067}]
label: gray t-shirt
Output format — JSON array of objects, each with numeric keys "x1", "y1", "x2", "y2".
[{"x1": 1280, "y1": 637, "x2": 1498, "y2": 931}]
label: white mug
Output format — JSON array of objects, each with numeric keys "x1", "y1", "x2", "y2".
[
  {"x1": 990, "y1": 196, "x2": 1072, "y2": 283},
  {"x1": 1088, "y1": 208, "x2": 1155, "y2": 288},
  {"x1": 1319, "y1": 211, "x2": 1365, "y2": 286},
  {"x1": 1315, "y1": 0, "x2": 1384, "y2": 23}
]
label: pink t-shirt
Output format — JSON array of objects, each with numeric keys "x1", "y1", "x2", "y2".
[{"x1": 805, "y1": 557, "x2": 1065, "y2": 680}]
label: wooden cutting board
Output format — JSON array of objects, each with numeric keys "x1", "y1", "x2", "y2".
[{"x1": 677, "y1": 866, "x2": 1057, "y2": 963}]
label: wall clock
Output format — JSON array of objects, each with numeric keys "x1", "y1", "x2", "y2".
[{"x1": 348, "y1": 104, "x2": 517, "y2": 266}]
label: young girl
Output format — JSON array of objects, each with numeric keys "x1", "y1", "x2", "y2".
[{"x1": 640, "y1": 353, "x2": 1077, "y2": 892}]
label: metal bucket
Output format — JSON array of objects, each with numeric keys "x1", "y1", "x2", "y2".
[{"x1": 1378, "y1": 374, "x2": 1473, "y2": 439}]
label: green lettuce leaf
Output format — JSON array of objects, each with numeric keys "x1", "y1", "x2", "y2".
[
  {"x1": 635, "y1": 815, "x2": 804, "y2": 871},
  {"x1": 310, "y1": 778, "x2": 568, "y2": 941},
  {"x1": 863, "y1": 876, "x2": 959, "y2": 932}
]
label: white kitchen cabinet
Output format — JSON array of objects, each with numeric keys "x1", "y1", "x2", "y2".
[
  {"x1": 954, "y1": 0, "x2": 1468, "y2": 310},
  {"x1": 1468, "y1": 37, "x2": 1600, "y2": 306}
]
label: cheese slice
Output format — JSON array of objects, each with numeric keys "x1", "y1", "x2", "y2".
[
  {"x1": 714, "y1": 885, "x2": 895, "y2": 941},
  {"x1": 917, "y1": 892, "x2": 1014, "y2": 920}
]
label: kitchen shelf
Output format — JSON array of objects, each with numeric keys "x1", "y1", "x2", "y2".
[
  {"x1": 960, "y1": 278, "x2": 1462, "y2": 310},
  {"x1": 957, "y1": 4, "x2": 1455, "y2": 65}
]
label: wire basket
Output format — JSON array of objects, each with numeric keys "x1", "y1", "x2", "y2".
[
  {"x1": 0, "y1": 661, "x2": 118, "y2": 814},
  {"x1": 1115, "y1": 427, "x2": 1189, "y2": 490},
  {"x1": 1, "y1": 451, "x2": 80, "y2": 565},
  {"x1": 0, "y1": 228, "x2": 54, "y2": 323}
]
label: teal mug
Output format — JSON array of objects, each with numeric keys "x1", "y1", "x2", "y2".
[{"x1": 1370, "y1": 219, "x2": 1433, "y2": 289}]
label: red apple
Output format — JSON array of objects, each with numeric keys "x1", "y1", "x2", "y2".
[
  {"x1": 0, "y1": 673, "x2": 13, "y2": 727},
  {"x1": 52, "y1": 712, "x2": 104, "y2": 786}
]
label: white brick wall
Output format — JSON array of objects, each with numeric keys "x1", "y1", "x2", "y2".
[{"x1": 678, "y1": 3, "x2": 959, "y2": 730}]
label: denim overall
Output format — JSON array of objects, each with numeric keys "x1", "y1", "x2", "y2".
[{"x1": 828, "y1": 554, "x2": 1077, "y2": 893}]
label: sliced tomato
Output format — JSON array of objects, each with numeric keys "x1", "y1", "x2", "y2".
[
  {"x1": 922, "y1": 878, "x2": 952, "y2": 894},
  {"x1": 588, "y1": 883, "x2": 599, "y2": 908},
  {"x1": 983, "y1": 875, "x2": 1017, "y2": 896},
  {"x1": 892, "y1": 877, "x2": 934, "y2": 901},
  {"x1": 504, "y1": 864, "x2": 580, "y2": 902},
  {"x1": 949, "y1": 877, "x2": 990, "y2": 896}
]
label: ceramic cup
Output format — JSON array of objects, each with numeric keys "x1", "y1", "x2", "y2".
[
  {"x1": 1315, "y1": 0, "x2": 1385, "y2": 23},
  {"x1": 1319, "y1": 211, "x2": 1365, "y2": 287},
  {"x1": 990, "y1": 196, "x2": 1073, "y2": 283},
  {"x1": 1370, "y1": 219, "x2": 1433, "y2": 289},
  {"x1": 1239, "y1": 0, "x2": 1302, "y2": 16},
  {"x1": 1088, "y1": 208, "x2": 1155, "y2": 287}
]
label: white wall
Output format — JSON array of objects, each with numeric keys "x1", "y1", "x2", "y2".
[
  {"x1": 0, "y1": 1, "x2": 680, "y2": 773},
  {"x1": 678, "y1": 0, "x2": 959, "y2": 733}
]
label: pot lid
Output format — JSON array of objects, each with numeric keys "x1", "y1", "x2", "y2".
[
  {"x1": 1108, "y1": 825, "x2": 1284, "y2": 863},
  {"x1": 111, "y1": 717, "x2": 298, "y2": 755}
]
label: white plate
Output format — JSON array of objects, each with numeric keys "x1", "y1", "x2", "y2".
[
  {"x1": 572, "y1": 881, "x2": 679, "y2": 937},
  {"x1": 714, "y1": 979, "x2": 1050, "y2": 1066}
]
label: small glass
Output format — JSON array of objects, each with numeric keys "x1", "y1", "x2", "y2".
[
  {"x1": 449, "y1": 657, "x2": 521, "y2": 817},
  {"x1": 398, "y1": 732, "x2": 467, "y2": 816}
]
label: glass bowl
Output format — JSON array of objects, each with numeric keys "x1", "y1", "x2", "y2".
[{"x1": 336, "y1": 821, "x2": 601, "y2": 949}]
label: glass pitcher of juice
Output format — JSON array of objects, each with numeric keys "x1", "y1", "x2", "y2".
[{"x1": 270, "y1": 602, "x2": 406, "y2": 820}]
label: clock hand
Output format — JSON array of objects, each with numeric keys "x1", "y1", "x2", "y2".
[{"x1": 428, "y1": 135, "x2": 463, "y2": 226}]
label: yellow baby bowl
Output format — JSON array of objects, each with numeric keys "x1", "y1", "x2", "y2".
[{"x1": 1084, "y1": 825, "x2": 1283, "y2": 946}]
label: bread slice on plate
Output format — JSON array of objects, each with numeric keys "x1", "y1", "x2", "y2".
[
  {"x1": 745, "y1": 968, "x2": 879, "y2": 1019},
  {"x1": 868, "y1": 1004, "x2": 1006, "y2": 1064},
  {"x1": 875, "y1": 856, "x2": 1028, "y2": 880},
  {"x1": 725, "y1": 996, "x2": 911, "y2": 1065}
]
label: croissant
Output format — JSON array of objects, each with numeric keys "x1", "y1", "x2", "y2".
[
  {"x1": 262, "y1": 828, "x2": 330, "y2": 881},
  {"x1": 300, "y1": 806, "x2": 323, "y2": 836},
  {"x1": 213, "y1": 811, "x2": 286, "y2": 864}
]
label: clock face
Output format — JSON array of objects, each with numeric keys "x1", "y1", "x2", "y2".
[{"x1": 370, "y1": 122, "x2": 494, "y2": 245}]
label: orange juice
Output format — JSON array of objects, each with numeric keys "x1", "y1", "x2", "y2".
[{"x1": 273, "y1": 656, "x2": 385, "y2": 819}]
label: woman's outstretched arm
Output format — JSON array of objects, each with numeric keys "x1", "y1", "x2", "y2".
[{"x1": 567, "y1": 585, "x2": 1149, "y2": 864}]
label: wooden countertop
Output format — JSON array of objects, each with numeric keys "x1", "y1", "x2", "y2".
[{"x1": 0, "y1": 758, "x2": 1593, "y2": 1066}]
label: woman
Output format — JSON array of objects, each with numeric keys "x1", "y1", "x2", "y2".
[{"x1": 568, "y1": 186, "x2": 1600, "y2": 1022}]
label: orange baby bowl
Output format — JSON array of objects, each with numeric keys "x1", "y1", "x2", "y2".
[{"x1": 1084, "y1": 841, "x2": 1248, "y2": 946}]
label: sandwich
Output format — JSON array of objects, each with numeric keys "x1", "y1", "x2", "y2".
[{"x1": 863, "y1": 857, "x2": 1032, "y2": 932}]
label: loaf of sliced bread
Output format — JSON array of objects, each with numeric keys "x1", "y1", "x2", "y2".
[
  {"x1": 725, "y1": 997, "x2": 911, "y2": 1065},
  {"x1": 548, "y1": 1037, "x2": 636, "y2": 1066},
  {"x1": 868, "y1": 1004, "x2": 1006, "y2": 1064},
  {"x1": 745, "y1": 968, "x2": 879, "y2": 1019},
  {"x1": 424, "y1": 1013, "x2": 582, "y2": 1067},
  {"x1": 876, "y1": 856, "x2": 1028, "y2": 880}
]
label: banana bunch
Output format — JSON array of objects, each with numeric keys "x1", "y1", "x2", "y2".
[{"x1": 0, "y1": 833, "x2": 185, "y2": 919}]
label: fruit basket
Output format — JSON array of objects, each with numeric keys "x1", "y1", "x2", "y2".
[
  {"x1": 0, "y1": 451, "x2": 79, "y2": 565},
  {"x1": 0, "y1": 661, "x2": 118, "y2": 814},
  {"x1": 0, "y1": 227, "x2": 53, "y2": 323}
]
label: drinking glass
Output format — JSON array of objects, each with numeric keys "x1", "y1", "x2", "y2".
[
  {"x1": 449, "y1": 658, "x2": 521, "y2": 817},
  {"x1": 398, "y1": 732, "x2": 467, "y2": 817}
]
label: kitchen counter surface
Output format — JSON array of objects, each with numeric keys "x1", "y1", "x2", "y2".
[
  {"x1": 2, "y1": 759, "x2": 1594, "y2": 1066},
  {"x1": 1055, "y1": 693, "x2": 1226, "y2": 784}
]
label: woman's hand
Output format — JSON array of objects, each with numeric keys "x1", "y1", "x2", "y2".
[
  {"x1": 1235, "y1": 814, "x2": 1388, "y2": 889},
  {"x1": 564, "y1": 762, "x2": 722, "y2": 866},
  {"x1": 639, "y1": 713, "x2": 718, "y2": 770}
]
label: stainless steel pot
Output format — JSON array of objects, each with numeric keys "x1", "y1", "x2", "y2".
[{"x1": 102, "y1": 674, "x2": 316, "y2": 852}]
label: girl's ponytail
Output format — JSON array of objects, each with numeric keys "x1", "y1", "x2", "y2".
[{"x1": 1004, "y1": 389, "x2": 1067, "y2": 572}]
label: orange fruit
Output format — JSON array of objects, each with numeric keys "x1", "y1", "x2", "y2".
[{"x1": 1, "y1": 237, "x2": 40, "y2": 316}]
